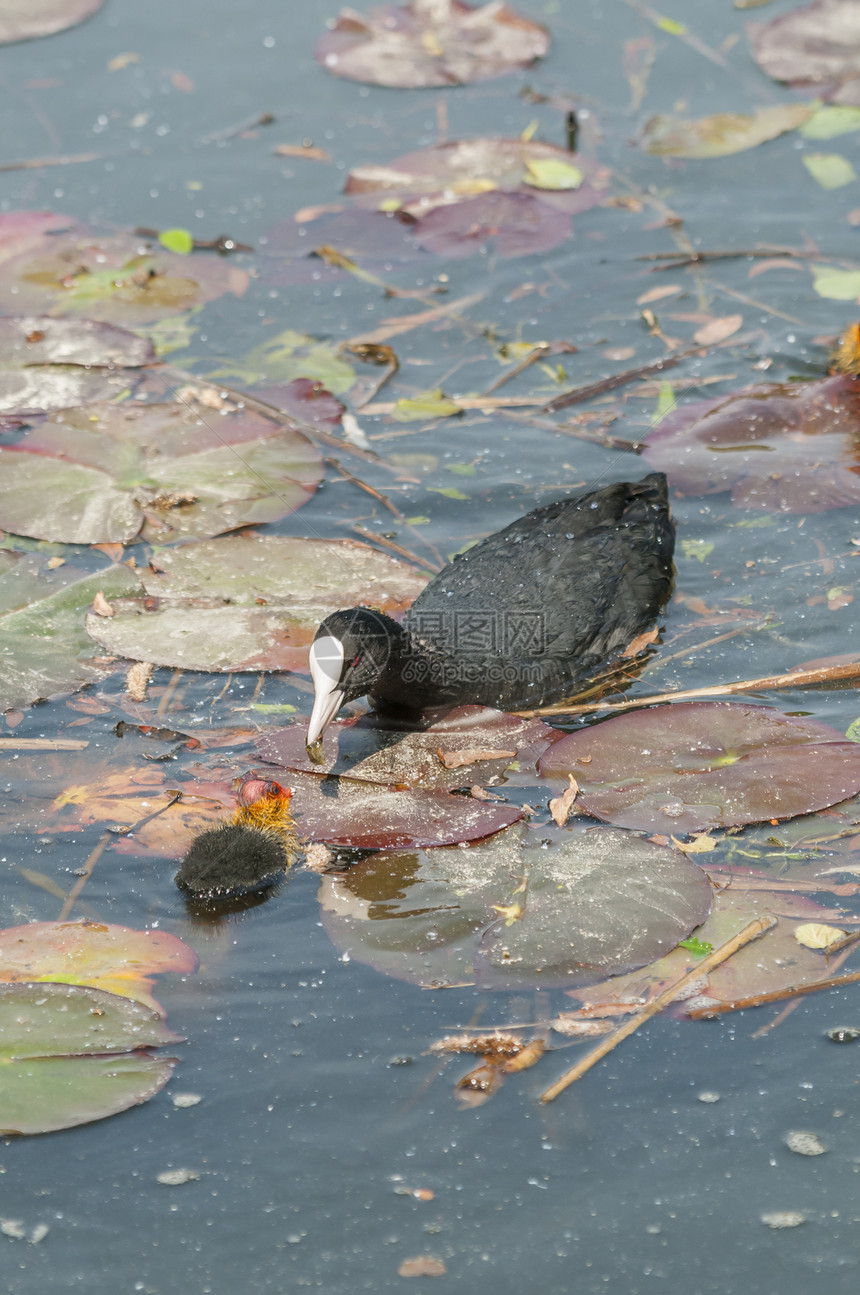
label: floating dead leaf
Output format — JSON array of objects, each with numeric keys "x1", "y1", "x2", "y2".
[
  {"x1": 693, "y1": 314, "x2": 743, "y2": 346},
  {"x1": 671, "y1": 833, "x2": 717, "y2": 854},
  {"x1": 794, "y1": 922, "x2": 847, "y2": 949},
  {"x1": 752, "y1": 0, "x2": 860, "y2": 106},
  {"x1": 621, "y1": 627, "x2": 659, "y2": 658},
  {"x1": 0, "y1": 0, "x2": 105, "y2": 45},
  {"x1": 316, "y1": 0, "x2": 549, "y2": 89},
  {"x1": 274, "y1": 143, "x2": 332, "y2": 162},
  {"x1": 91, "y1": 590, "x2": 114, "y2": 618},
  {"x1": 637, "y1": 284, "x2": 684, "y2": 305},
  {"x1": 398, "y1": 1255, "x2": 447, "y2": 1278},
  {"x1": 640, "y1": 104, "x2": 812, "y2": 157},
  {"x1": 549, "y1": 774, "x2": 579, "y2": 826}
]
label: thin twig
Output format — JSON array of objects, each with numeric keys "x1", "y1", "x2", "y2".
[
  {"x1": 350, "y1": 524, "x2": 437, "y2": 572},
  {"x1": 688, "y1": 962, "x2": 860, "y2": 1021},
  {"x1": 0, "y1": 738, "x2": 90, "y2": 750},
  {"x1": 638, "y1": 248, "x2": 806, "y2": 269},
  {"x1": 542, "y1": 349, "x2": 701, "y2": 414},
  {"x1": 539, "y1": 916, "x2": 776, "y2": 1103},
  {"x1": 156, "y1": 669, "x2": 184, "y2": 718},
  {"x1": 326, "y1": 456, "x2": 446, "y2": 569},
  {"x1": 57, "y1": 833, "x2": 112, "y2": 922},
  {"x1": 0, "y1": 151, "x2": 101, "y2": 173},
  {"x1": 516, "y1": 660, "x2": 860, "y2": 719}
]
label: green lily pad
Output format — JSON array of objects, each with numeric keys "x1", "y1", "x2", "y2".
[
  {"x1": 0, "y1": 983, "x2": 179, "y2": 1136},
  {"x1": 86, "y1": 534, "x2": 428, "y2": 672},
  {"x1": 539, "y1": 703, "x2": 860, "y2": 835},
  {"x1": 0, "y1": 398, "x2": 323, "y2": 544},
  {"x1": 0, "y1": 0, "x2": 105, "y2": 45},
  {"x1": 318, "y1": 823, "x2": 711, "y2": 989},
  {"x1": 0, "y1": 316, "x2": 154, "y2": 415},
  {"x1": 209, "y1": 329, "x2": 357, "y2": 396},
  {"x1": 0, "y1": 556, "x2": 140, "y2": 712}
]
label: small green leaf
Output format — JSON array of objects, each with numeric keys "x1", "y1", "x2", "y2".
[
  {"x1": 428, "y1": 486, "x2": 470, "y2": 501},
  {"x1": 377, "y1": 198, "x2": 401, "y2": 212},
  {"x1": 251, "y1": 703, "x2": 297, "y2": 714},
  {"x1": 812, "y1": 266, "x2": 860, "y2": 300},
  {"x1": 391, "y1": 389, "x2": 463, "y2": 422},
  {"x1": 158, "y1": 228, "x2": 194, "y2": 255},
  {"x1": 523, "y1": 157, "x2": 583, "y2": 191},
  {"x1": 681, "y1": 538, "x2": 714, "y2": 563},
  {"x1": 846, "y1": 717, "x2": 860, "y2": 743},
  {"x1": 656, "y1": 15, "x2": 688, "y2": 34},
  {"x1": 405, "y1": 515, "x2": 431, "y2": 525},
  {"x1": 802, "y1": 152, "x2": 857, "y2": 189},
  {"x1": 678, "y1": 936, "x2": 712, "y2": 955},
  {"x1": 653, "y1": 381, "x2": 676, "y2": 423},
  {"x1": 731, "y1": 516, "x2": 776, "y2": 529},
  {"x1": 445, "y1": 463, "x2": 476, "y2": 476},
  {"x1": 800, "y1": 106, "x2": 860, "y2": 140}
]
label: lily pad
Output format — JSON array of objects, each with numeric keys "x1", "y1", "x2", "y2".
[
  {"x1": 316, "y1": 0, "x2": 550, "y2": 89},
  {"x1": 0, "y1": 398, "x2": 323, "y2": 544},
  {"x1": 641, "y1": 375, "x2": 860, "y2": 512},
  {"x1": 752, "y1": 0, "x2": 860, "y2": 106},
  {"x1": 413, "y1": 190, "x2": 572, "y2": 259},
  {"x1": 86, "y1": 534, "x2": 428, "y2": 672},
  {"x1": 0, "y1": 214, "x2": 246, "y2": 324},
  {"x1": 0, "y1": 555, "x2": 140, "y2": 712},
  {"x1": 0, "y1": 920, "x2": 199, "y2": 1015},
  {"x1": 0, "y1": 982, "x2": 178, "y2": 1136},
  {"x1": 346, "y1": 138, "x2": 610, "y2": 217},
  {"x1": 640, "y1": 104, "x2": 813, "y2": 158},
  {"x1": 317, "y1": 823, "x2": 711, "y2": 989},
  {"x1": 0, "y1": 0, "x2": 104, "y2": 45},
  {"x1": 539, "y1": 703, "x2": 860, "y2": 835},
  {"x1": 0, "y1": 316, "x2": 154, "y2": 416}
]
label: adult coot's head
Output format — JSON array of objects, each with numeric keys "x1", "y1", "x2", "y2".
[{"x1": 306, "y1": 607, "x2": 397, "y2": 758}]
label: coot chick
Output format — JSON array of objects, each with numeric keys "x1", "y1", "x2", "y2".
[
  {"x1": 306, "y1": 473, "x2": 674, "y2": 756},
  {"x1": 175, "y1": 777, "x2": 299, "y2": 898}
]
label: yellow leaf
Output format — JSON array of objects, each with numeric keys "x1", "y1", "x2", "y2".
[
  {"x1": 523, "y1": 157, "x2": 583, "y2": 191},
  {"x1": 491, "y1": 902, "x2": 524, "y2": 926},
  {"x1": 794, "y1": 922, "x2": 846, "y2": 950},
  {"x1": 671, "y1": 832, "x2": 717, "y2": 854}
]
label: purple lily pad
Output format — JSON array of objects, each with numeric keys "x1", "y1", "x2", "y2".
[
  {"x1": 0, "y1": 316, "x2": 154, "y2": 416},
  {"x1": 751, "y1": 0, "x2": 860, "y2": 105},
  {"x1": 263, "y1": 209, "x2": 426, "y2": 281},
  {"x1": 413, "y1": 191, "x2": 572, "y2": 259},
  {"x1": 539, "y1": 703, "x2": 860, "y2": 835},
  {"x1": 0, "y1": 0, "x2": 105, "y2": 45},
  {"x1": 315, "y1": 0, "x2": 550, "y2": 89},
  {"x1": 317, "y1": 822, "x2": 712, "y2": 989},
  {"x1": 246, "y1": 378, "x2": 345, "y2": 430},
  {"x1": 641, "y1": 375, "x2": 860, "y2": 513}
]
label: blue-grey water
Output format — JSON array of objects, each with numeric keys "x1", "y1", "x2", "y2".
[{"x1": 2, "y1": 0, "x2": 860, "y2": 1290}]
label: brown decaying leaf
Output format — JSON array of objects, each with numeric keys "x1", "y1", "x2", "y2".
[
  {"x1": 398, "y1": 1256, "x2": 447, "y2": 1278},
  {"x1": 125, "y1": 661, "x2": 154, "y2": 703},
  {"x1": 621, "y1": 626, "x2": 659, "y2": 658},
  {"x1": 91, "y1": 591, "x2": 114, "y2": 618},
  {"x1": 437, "y1": 745, "x2": 516, "y2": 769},
  {"x1": 274, "y1": 143, "x2": 332, "y2": 162},
  {"x1": 693, "y1": 314, "x2": 743, "y2": 346},
  {"x1": 549, "y1": 774, "x2": 579, "y2": 826}
]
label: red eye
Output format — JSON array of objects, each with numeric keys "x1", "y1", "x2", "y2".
[{"x1": 351, "y1": 654, "x2": 360, "y2": 667}]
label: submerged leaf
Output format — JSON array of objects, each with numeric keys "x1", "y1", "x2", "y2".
[
  {"x1": 802, "y1": 151, "x2": 857, "y2": 187},
  {"x1": 752, "y1": 0, "x2": 860, "y2": 105},
  {"x1": 0, "y1": 316, "x2": 154, "y2": 416},
  {"x1": 539, "y1": 703, "x2": 860, "y2": 835},
  {"x1": 317, "y1": 822, "x2": 711, "y2": 989}
]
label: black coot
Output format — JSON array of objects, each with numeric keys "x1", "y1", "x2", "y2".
[{"x1": 306, "y1": 472, "x2": 674, "y2": 755}]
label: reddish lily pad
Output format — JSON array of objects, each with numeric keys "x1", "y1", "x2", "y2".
[
  {"x1": 0, "y1": 920, "x2": 199, "y2": 1015},
  {"x1": 0, "y1": 982, "x2": 178, "y2": 1136},
  {"x1": 0, "y1": 0, "x2": 105, "y2": 44},
  {"x1": 0, "y1": 213, "x2": 246, "y2": 324},
  {"x1": 539, "y1": 703, "x2": 860, "y2": 835},
  {"x1": 752, "y1": 0, "x2": 860, "y2": 106},
  {"x1": 263, "y1": 210, "x2": 426, "y2": 283},
  {"x1": 0, "y1": 316, "x2": 154, "y2": 415},
  {"x1": 247, "y1": 377, "x2": 346, "y2": 430},
  {"x1": 318, "y1": 823, "x2": 711, "y2": 989},
  {"x1": 641, "y1": 375, "x2": 860, "y2": 513},
  {"x1": 411, "y1": 190, "x2": 571, "y2": 259},
  {"x1": 316, "y1": 0, "x2": 550, "y2": 89},
  {"x1": 86, "y1": 534, "x2": 428, "y2": 672},
  {"x1": 0, "y1": 398, "x2": 322, "y2": 544},
  {"x1": 0, "y1": 555, "x2": 140, "y2": 712},
  {"x1": 256, "y1": 704, "x2": 558, "y2": 787},
  {"x1": 346, "y1": 138, "x2": 610, "y2": 217}
]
